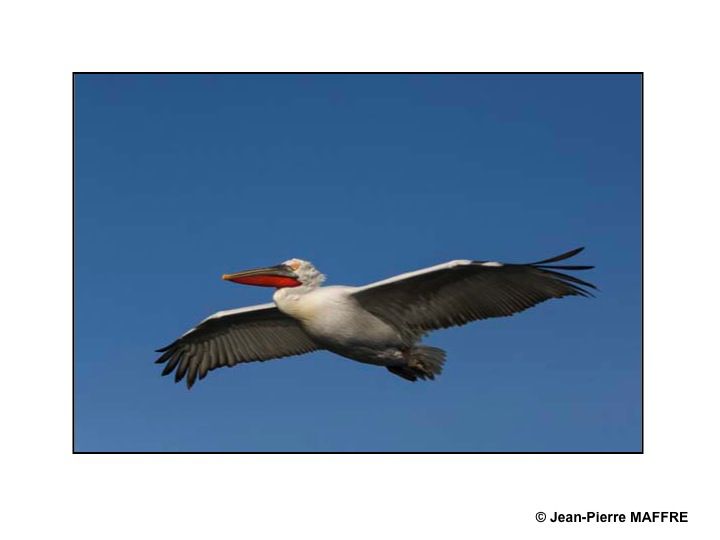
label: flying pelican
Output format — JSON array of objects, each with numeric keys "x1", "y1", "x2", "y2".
[{"x1": 155, "y1": 247, "x2": 595, "y2": 388}]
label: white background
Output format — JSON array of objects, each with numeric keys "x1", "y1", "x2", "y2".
[{"x1": 1, "y1": 1, "x2": 718, "y2": 538}]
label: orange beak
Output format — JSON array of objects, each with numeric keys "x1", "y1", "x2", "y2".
[{"x1": 222, "y1": 264, "x2": 302, "y2": 288}]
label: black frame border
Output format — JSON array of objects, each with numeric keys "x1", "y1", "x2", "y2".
[{"x1": 72, "y1": 71, "x2": 643, "y2": 455}]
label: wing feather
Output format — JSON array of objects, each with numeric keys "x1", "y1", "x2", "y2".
[
  {"x1": 155, "y1": 303, "x2": 320, "y2": 388},
  {"x1": 352, "y1": 248, "x2": 595, "y2": 338}
]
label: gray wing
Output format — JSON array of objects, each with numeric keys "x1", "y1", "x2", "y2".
[
  {"x1": 155, "y1": 303, "x2": 320, "y2": 388},
  {"x1": 352, "y1": 247, "x2": 595, "y2": 339}
]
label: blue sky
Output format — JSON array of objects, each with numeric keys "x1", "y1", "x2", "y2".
[{"x1": 74, "y1": 74, "x2": 641, "y2": 452}]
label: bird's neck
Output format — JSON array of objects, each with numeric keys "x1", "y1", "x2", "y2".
[{"x1": 273, "y1": 285, "x2": 319, "y2": 319}]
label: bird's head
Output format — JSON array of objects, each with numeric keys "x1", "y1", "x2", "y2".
[{"x1": 222, "y1": 258, "x2": 325, "y2": 289}]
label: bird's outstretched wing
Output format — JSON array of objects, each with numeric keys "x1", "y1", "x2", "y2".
[
  {"x1": 352, "y1": 247, "x2": 595, "y2": 338},
  {"x1": 155, "y1": 303, "x2": 319, "y2": 388}
]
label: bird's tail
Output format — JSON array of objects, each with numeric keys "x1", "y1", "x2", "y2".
[{"x1": 387, "y1": 346, "x2": 446, "y2": 382}]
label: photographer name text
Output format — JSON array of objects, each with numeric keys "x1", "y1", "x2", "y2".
[{"x1": 544, "y1": 511, "x2": 687, "y2": 523}]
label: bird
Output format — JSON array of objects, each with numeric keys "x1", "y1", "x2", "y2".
[{"x1": 155, "y1": 247, "x2": 595, "y2": 388}]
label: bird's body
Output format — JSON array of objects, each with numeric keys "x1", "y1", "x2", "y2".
[
  {"x1": 156, "y1": 248, "x2": 596, "y2": 387},
  {"x1": 274, "y1": 285, "x2": 406, "y2": 366}
]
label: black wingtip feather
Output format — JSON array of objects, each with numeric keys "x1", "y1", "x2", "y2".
[
  {"x1": 531, "y1": 247, "x2": 585, "y2": 265},
  {"x1": 161, "y1": 363, "x2": 175, "y2": 376},
  {"x1": 524, "y1": 247, "x2": 596, "y2": 295},
  {"x1": 154, "y1": 349, "x2": 173, "y2": 364},
  {"x1": 535, "y1": 264, "x2": 594, "y2": 271},
  {"x1": 541, "y1": 268, "x2": 597, "y2": 290},
  {"x1": 534, "y1": 267, "x2": 598, "y2": 298},
  {"x1": 161, "y1": 352, "x2": 182, "y2": 376},
  {"x1": 175, "y1": 358, "x2": 189, "y2": 383},
  {"x1": 186, "y1": 364, "x2": 198, "y2": 389}
]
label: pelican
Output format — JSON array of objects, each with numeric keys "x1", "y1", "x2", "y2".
[{"x1": 155, "y1": 247, "x2": 595, "y2": 388}]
